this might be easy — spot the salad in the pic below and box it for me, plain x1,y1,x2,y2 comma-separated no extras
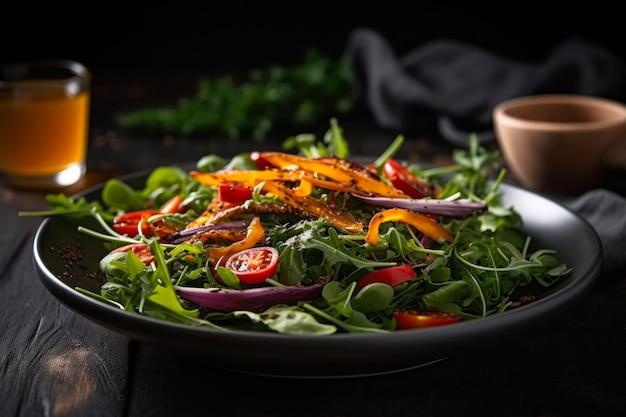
22,119,572,335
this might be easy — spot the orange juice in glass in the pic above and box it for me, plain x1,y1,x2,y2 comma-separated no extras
0,60,90,189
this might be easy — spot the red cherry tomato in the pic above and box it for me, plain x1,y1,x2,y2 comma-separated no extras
218,183,254,205
250,151,274,170
355,264,417,292
383,159,437,199
110,243,155,265
224,246,279,285
393,309,462,330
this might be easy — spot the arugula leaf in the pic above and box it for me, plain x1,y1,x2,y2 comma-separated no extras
276,225,395,285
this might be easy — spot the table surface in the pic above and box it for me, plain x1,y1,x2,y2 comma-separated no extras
2,70,626,417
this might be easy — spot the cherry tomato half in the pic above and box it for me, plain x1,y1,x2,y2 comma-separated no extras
110,243,155,265
383,159,437,199
224,246,279,285
355,264,417,292
393,309,462,330
219,183,254,205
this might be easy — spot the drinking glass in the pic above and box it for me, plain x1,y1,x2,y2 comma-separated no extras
0,60,91,189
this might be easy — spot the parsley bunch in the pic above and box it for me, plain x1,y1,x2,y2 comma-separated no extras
115,49,355,141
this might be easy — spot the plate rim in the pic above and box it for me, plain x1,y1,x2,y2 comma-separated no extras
32,169,603,377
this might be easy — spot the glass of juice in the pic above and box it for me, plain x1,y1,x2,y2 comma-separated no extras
0,60,91,189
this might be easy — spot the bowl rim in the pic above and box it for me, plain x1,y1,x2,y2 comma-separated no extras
493,94,626,131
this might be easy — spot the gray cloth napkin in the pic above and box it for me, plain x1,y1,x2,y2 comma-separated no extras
567,189,626,273
347,27,626,146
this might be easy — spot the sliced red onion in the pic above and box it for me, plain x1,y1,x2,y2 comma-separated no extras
352,194,486,219
166,219,250,243
175,283,324,313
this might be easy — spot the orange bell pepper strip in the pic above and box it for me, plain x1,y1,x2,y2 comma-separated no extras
207,216,265,261
190,169,300,188
365,208,453,246
293,178,314,197
191,168,317,199
261,181,364,233
301,176,377,195
259,152,410,198
191,168,367,197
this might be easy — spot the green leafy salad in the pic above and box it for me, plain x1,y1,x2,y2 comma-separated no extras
22,120,572,335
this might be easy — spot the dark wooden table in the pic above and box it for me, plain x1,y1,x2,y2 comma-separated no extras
2,70,626,417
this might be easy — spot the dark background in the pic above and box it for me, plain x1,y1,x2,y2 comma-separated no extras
3,6,625,73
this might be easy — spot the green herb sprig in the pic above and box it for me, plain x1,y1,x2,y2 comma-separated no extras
115,49,355,141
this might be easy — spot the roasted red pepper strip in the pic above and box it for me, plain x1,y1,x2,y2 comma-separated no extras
112,195,185,237
383,159,440,198
259,152,410,198
218,183,254,205
112,210,161,236
250,151,274,170
365,208,453,245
